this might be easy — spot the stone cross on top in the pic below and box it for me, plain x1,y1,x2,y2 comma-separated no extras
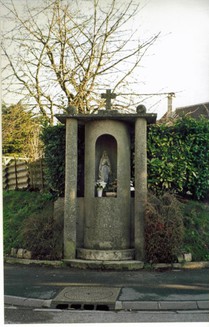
101,89,116,110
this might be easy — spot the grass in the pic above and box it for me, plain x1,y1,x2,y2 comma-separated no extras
3,190,62,258
3,190,209,262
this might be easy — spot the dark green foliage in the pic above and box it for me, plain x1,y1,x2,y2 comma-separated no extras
147,117,209,200
181,200,209,261
41,125,66,196
41,124,85,197
145,192,184,263
41,117,209,200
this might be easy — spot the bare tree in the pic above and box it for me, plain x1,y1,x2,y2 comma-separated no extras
1,0,159,124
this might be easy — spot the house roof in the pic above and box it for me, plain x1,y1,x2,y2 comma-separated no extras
175,102,209,119
159,102,209,122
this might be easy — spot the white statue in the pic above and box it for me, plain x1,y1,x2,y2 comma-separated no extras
99,151,111,183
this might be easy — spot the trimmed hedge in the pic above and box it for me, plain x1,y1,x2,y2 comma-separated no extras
41,117,209,200
147,117,209,200
41,124,85,197
41,125,66,196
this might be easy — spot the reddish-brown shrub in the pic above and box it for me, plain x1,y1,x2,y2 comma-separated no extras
145,192,184,263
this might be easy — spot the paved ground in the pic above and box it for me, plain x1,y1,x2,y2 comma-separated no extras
4,306,209,323
4,262,209,323
4,262,209,303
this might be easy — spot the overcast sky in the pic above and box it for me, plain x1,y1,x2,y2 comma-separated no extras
135,0,209,117
1,0,209,118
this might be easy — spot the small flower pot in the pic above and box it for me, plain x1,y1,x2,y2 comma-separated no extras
97,188,103,197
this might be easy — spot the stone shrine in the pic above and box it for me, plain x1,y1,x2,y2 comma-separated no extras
56,90,157,269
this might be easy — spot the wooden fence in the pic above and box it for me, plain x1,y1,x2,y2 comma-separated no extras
3,157,47,191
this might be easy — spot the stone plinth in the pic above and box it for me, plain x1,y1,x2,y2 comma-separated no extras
77,248,135,261
64,259,144,270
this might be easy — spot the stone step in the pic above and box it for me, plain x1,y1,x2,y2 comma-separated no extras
63,259,144,270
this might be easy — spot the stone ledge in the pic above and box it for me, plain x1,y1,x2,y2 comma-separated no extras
4,257,64,267
64,259,144,270
4,295,52,308
5,295,209,311
159,301,198,310
116,301,159,311
56,112,157,124
116,301,209,311
152,261,209,270
4,257,209,270
77,248,135,261
197,301,209,309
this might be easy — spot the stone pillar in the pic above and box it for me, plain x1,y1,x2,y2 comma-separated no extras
64,118,78,259
134,118,147,261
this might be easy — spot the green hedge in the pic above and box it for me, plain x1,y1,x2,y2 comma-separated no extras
147,117,209,199
41,117,209,200
41,124,84,197
41,125,66,196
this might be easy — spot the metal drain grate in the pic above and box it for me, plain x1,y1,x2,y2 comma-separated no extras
56,303,110,311
51,286,121,311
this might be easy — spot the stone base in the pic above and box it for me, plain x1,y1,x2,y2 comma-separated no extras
63,259,144,270
77,248,135,261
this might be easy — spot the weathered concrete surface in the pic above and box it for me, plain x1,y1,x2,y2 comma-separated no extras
64,118,78,259
84,120,131,250
77,248,134,261
84,198,131,250
64,259,144,270
134,118,147,261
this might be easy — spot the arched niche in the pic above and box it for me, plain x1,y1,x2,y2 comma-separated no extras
95,134,117,194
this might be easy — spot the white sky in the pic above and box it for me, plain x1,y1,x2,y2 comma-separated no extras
1,0,209,118
135,0,209,117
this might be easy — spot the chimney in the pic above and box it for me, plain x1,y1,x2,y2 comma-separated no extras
167,92,175,116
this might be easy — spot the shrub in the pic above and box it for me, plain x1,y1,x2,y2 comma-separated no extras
145,192,184,263
21,204,63,260
181,200,209,261
41,124,84,197
41,117,209,200
41,125,66,196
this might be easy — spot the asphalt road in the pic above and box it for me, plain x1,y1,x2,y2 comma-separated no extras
4,263,209,301
4,263,209,323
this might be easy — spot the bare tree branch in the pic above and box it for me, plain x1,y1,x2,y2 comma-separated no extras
1,0,159,124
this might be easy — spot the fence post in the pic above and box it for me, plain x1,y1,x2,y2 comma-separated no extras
4,166,9,190
14,159,18,189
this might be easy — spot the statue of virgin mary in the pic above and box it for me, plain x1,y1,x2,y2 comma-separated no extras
98,151,112,183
